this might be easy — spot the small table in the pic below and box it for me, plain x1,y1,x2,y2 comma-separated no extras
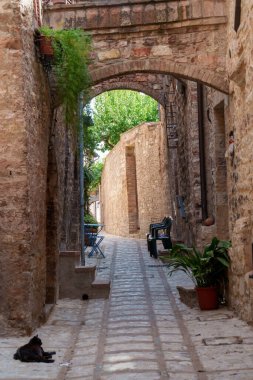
84,223,105,258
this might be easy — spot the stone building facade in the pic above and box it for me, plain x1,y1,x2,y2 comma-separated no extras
0,0,80,334
0,0,253,333
225,1,253,321
164,79,229,248
100,122,171,238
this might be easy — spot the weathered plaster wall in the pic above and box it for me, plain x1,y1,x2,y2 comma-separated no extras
226,1,253,321
101,122,171,238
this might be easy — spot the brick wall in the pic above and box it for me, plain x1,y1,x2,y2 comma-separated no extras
100,122,171,238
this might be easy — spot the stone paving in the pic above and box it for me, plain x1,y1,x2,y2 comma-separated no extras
1,235,253,379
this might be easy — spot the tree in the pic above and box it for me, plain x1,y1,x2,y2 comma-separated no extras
82,90,159,213
92,90,159,151
89,162,104,191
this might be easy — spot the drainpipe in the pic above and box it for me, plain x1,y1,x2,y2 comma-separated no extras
197,83,208,220
79,92,85,266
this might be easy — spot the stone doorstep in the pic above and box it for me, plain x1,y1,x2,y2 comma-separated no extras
59,250,110,299
43,303,54,320
60,250,80,257
90,279,111,299
92,279,111,289
75,265,96,273
158,249,170,256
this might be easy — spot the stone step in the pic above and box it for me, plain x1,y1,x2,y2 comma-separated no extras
91,279,111,299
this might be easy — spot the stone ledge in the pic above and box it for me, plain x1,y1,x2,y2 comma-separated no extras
75,265,96,273
92,279,111,288
177,286,198,308
90,279,111,299
59,252,96,299
60,250,80,257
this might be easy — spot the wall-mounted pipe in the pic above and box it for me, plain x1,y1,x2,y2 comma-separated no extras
79,93,85,265
197,83,208,220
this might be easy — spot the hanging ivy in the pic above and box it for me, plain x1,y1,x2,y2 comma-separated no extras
39,26,91,125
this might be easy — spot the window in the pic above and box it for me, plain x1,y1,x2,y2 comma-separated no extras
234,0,241,32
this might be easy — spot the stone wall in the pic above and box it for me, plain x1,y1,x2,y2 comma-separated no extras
91,73,170,107
226,1,253,321
45,0,228,92
100,122,171,238
0,0,80,334
164,78,229,248
0,0,51,333
45,107,79,304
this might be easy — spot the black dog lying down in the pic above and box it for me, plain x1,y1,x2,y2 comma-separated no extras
14,335,56,363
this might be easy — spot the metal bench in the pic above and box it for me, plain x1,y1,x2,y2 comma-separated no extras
147,217,173,259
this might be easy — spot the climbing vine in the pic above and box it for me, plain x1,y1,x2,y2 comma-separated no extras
39,26,91,125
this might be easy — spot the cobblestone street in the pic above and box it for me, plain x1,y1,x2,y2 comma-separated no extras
1,235,253,380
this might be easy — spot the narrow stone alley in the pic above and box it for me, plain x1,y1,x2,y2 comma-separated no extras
1,235,253,380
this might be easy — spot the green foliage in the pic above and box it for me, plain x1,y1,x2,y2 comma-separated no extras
92,90,159,151
39,26,91,125
83,164,93,213
84,213,98,224
82,104,103,210
164,237,231,288
83,104,97,159
89,162,104,191
83,162,103,212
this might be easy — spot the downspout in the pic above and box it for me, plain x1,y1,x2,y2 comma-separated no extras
197,83,208,220
79,93,85,265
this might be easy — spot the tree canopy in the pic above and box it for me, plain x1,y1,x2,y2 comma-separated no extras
82,90,159,212
91,90,159,151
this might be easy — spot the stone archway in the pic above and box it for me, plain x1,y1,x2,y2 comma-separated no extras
45,0,228,93
90,72,173,107
90,59,228,94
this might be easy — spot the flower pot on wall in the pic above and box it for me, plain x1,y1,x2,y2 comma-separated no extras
52,0,66,4
196,287,219,310
39,36,54,56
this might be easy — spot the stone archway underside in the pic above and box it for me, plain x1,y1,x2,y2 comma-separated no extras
44,0,228,93
90,73,171,106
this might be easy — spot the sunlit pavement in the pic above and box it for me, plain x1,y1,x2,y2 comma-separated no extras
1,235,253,380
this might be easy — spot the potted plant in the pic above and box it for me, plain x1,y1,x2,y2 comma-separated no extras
164,237,231,310
38,26,91,124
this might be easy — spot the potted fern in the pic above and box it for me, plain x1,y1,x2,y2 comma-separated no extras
38,26,91,124
164,237,231,310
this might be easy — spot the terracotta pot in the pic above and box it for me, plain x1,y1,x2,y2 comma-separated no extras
203,216,215,226
196,286,219,310
39,36,54,56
